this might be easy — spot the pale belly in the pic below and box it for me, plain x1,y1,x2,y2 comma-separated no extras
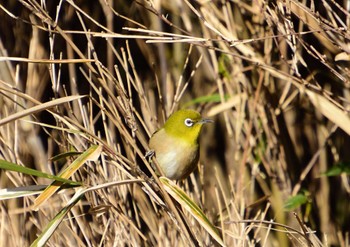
156,144,199,179
150,129,199,180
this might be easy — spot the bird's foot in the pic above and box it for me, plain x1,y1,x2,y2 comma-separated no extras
144,150,155,162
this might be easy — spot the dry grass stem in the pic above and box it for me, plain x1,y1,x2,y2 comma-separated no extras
0,0,349,246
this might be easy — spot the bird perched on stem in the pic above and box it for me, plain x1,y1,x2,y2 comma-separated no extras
147,109,213,180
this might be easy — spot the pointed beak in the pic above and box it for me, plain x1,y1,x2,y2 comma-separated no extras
199,118,214,124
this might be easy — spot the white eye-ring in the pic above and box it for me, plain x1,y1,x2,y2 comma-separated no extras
184,118,194,127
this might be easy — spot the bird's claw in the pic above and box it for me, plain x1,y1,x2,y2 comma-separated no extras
145,150,155,161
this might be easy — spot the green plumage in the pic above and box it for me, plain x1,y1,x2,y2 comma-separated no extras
148,109,212,180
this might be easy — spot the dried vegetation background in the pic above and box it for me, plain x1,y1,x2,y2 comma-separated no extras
0,0,349,246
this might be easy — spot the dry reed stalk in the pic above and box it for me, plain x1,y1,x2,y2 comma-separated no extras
0,0,349,246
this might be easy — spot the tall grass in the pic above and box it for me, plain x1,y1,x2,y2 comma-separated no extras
0,0,349,246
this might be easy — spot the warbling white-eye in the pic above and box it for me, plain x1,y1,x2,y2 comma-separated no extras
148,109,213,180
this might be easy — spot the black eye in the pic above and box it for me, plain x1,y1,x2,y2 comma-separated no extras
184,118,194,127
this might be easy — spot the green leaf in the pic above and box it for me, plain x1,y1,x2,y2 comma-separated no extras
182,94,229,108
30,188,86,247
30,179,142,247
0,159,81,186
218,54,231,78
49,151,82,162
323,163,350,177
160,177,225,247
182,95,220,107
33,145,102,210
284,193,309,211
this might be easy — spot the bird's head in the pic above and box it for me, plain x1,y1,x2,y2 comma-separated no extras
163,109,213,145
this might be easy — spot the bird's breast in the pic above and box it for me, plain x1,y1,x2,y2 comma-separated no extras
149,129,199,180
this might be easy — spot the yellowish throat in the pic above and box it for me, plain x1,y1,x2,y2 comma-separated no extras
148,109,212,180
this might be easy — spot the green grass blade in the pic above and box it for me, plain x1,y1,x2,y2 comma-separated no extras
33,145,102,210
160,177,225,247
49,151,82,162
182,94,227,108
30,188,86,247
323,162,350,176
30,179,143,247
284,193,309,211
0,159,81,186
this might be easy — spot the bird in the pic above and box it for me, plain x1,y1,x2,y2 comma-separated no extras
147,109,213,180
